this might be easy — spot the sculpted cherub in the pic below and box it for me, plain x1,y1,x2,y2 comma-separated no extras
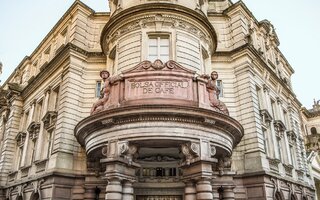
201,71,229,115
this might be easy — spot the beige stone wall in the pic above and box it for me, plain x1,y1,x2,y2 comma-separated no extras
0,0,315,199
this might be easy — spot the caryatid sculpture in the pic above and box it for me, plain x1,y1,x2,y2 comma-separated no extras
202,71,229,115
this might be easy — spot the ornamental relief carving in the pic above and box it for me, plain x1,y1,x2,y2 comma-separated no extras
105,13,212,53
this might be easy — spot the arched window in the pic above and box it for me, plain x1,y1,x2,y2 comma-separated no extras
275,192,283,200
30,192,40,200
290,194,298,200
15,195,23,200
311,127,317,135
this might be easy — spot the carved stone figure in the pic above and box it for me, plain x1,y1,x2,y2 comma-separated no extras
91,70,110,115
202,71,229,115
109,0,122,13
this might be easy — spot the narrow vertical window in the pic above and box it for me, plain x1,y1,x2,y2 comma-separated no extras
96,81,102,98
47,130,55,158
256,86,264,109
277,137,282,162
216,80,223,98
148,36,169,62
262,128,269,156
283,110,289,129
271,99,276,119
52,86,60,111
36,100,43,122
290,144,296,167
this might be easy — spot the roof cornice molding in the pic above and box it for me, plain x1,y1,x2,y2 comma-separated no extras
215,44,301,107
21,43,104,98
3,0,97,88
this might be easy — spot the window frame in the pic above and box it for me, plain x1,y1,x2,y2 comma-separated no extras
147,33,171,62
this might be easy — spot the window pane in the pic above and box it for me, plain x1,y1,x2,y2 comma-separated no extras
160,46,169,55
160,38,169,45
148,55,158,62
149,46,158,55
149,38,157,46
160,55,169,62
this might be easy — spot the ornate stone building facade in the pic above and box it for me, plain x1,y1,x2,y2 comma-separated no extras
0,0,315,199
301,100,320,199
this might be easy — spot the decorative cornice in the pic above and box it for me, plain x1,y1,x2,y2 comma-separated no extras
42,111,58,131
260,109,273,122
274,120,286,132
21,43,104,98
75,104,244,150
15,131,27,147
27,121,41,140
215,44,299,106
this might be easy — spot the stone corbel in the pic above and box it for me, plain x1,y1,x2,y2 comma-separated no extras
118,141,138,165
181,142,200,165
6,187,13,200
31,179,44,200
6,83,22,102
17,183,27,199
216,157,231,176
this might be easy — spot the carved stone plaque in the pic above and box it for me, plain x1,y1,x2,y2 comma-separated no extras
126,78,192,101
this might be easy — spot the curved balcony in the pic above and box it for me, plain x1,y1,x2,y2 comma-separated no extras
74,60,243,166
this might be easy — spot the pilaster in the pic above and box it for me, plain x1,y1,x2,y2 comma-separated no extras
0,87,23,185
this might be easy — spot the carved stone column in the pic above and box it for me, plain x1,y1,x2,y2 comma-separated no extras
184,181,196,200
105,178,122,200
101,140,139,200
122,181,134,200
222,186,235,200
196,179,213,200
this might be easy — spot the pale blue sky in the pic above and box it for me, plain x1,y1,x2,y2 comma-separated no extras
0,0,319,108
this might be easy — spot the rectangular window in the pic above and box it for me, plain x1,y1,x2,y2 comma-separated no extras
148,36,169,62
17,146,23,169
271,99,276,119
283,110,289,129
23,111,29,131
256,86,264,109
290,145,296,167
52,86,60,111
277,137,282,162
96,81,102,98
262,128,269,156
217,80,223,98
47,130,54,158
36,100,43,122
